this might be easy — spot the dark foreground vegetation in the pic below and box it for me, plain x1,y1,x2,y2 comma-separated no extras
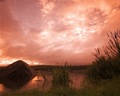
1,31,120,96
86,31,120,83
2,76,120,96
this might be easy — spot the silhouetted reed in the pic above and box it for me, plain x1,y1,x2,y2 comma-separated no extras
52,62,71,87
86,31,120,83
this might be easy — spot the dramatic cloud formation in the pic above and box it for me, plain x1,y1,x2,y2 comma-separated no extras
0,0,120,65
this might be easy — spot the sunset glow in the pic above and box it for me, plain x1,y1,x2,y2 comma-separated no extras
0,0,120,65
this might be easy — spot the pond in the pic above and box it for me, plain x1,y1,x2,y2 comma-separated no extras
0,71,85,93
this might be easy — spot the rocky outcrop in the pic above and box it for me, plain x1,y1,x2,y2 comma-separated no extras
0,60,35,89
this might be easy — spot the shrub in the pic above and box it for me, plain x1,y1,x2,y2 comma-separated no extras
52,63,71,87
86,31,120,83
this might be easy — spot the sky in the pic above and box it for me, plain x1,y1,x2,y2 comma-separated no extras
0,0,120,65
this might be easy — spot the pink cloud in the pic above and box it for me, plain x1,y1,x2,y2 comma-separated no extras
0,0,120,65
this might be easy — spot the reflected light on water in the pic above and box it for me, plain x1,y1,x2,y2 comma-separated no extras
32,76,44,82
22,76,45,90
0,84,5,93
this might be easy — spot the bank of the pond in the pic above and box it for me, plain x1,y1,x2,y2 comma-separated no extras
2,75,120,96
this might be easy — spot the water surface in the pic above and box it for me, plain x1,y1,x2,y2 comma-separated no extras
0,71,85,93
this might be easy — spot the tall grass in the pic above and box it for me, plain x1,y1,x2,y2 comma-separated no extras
86,31,120,83
52,63,71,87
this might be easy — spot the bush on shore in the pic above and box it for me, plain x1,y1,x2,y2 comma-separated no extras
86,31,120,83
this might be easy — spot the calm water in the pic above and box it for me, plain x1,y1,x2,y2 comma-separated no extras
0,71,85,93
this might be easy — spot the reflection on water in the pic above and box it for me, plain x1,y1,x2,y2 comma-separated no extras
70,72,85,89
0,71,85,93
0,84,5,93
23,73,52,91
